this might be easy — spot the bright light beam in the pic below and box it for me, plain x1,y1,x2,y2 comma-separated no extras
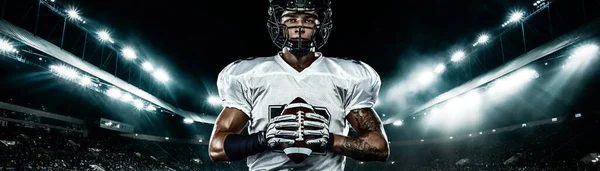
120,93,133,102
121,47,137,60
418,71,436,85
79,76,92,86
152,69,170,83
451,50,465,62
563,44,598,69
50,65,78,80
473,34,490,46
146,105,157,111
393,120,403,126
142,61,154,71
66,8,84,23
0,38,18,53
509,11,524,22
434,63,446,74
97,30,114,43
106,87,122,99
133,99,144,109
502,11,525,27
208,96,222,105
571,44,598,59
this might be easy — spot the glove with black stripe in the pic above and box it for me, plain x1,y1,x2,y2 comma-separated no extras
263,114,300,148
303,112,333,149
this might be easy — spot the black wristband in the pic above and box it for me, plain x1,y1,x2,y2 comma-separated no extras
223,132,269,161
326,133,335,150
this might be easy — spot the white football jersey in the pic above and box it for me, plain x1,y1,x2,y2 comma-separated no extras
217,52,381,171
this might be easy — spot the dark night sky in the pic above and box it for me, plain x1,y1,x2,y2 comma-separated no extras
59,0,535,113
2,0,600,139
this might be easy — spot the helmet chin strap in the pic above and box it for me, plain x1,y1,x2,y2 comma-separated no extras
288,46,311,57
285,26,314,57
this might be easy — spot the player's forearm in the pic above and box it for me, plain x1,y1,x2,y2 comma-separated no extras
331,132,389,162
209,131,268,162
208,132,232,162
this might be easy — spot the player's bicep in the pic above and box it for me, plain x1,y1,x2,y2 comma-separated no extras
214,107,250,134
346,108,384,135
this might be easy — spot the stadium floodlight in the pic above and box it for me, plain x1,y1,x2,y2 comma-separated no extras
67,10,78,18
142,61,154,71
451,50,465,62
418,71,435,84
392,120,403,126
106,87,122,99
533,0,547,8
502,11,525,27
50,65,78,79
79,76,92,86
489,68,538,92
97,30,114,43
473,34,490,46
66,8,84,23
0,38,18,53
121,47,137,60
208,96,222,105
563,44,598,69
183,118,194,124
146,105,157,111
133,99,144,109
120,93,133,102
513,69,539,81
509,11,524,22
152,69,170,83
571,44,598,59
434,63,446,74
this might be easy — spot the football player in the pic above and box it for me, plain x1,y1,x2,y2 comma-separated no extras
208,0,389,170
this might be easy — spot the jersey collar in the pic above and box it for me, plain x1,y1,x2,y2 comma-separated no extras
274,52,325,79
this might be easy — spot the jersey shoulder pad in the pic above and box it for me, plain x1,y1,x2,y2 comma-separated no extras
323,56,378,79
232,56,262,64
220,56,273,76
328,56,361,64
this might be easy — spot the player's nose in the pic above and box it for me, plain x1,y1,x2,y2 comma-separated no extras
294,28,306,34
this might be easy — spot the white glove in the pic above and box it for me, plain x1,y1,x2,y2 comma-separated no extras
303,113,331,148
265,114,300,148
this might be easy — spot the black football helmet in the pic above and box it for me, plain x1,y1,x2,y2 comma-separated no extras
267,0,333,57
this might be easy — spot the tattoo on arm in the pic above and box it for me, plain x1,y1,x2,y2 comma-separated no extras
350,109,381,132
338,108,388,161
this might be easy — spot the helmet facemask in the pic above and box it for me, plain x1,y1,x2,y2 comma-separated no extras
267,0,332,57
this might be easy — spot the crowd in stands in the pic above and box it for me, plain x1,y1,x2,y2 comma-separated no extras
1,116,599,170
348,117,600,171
0,126,246,171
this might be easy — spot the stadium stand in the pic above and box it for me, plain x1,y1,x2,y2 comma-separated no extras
1,105,598,170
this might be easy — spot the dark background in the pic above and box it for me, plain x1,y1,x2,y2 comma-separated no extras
0,0,599,140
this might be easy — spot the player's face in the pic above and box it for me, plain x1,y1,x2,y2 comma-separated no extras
280,11,319,42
